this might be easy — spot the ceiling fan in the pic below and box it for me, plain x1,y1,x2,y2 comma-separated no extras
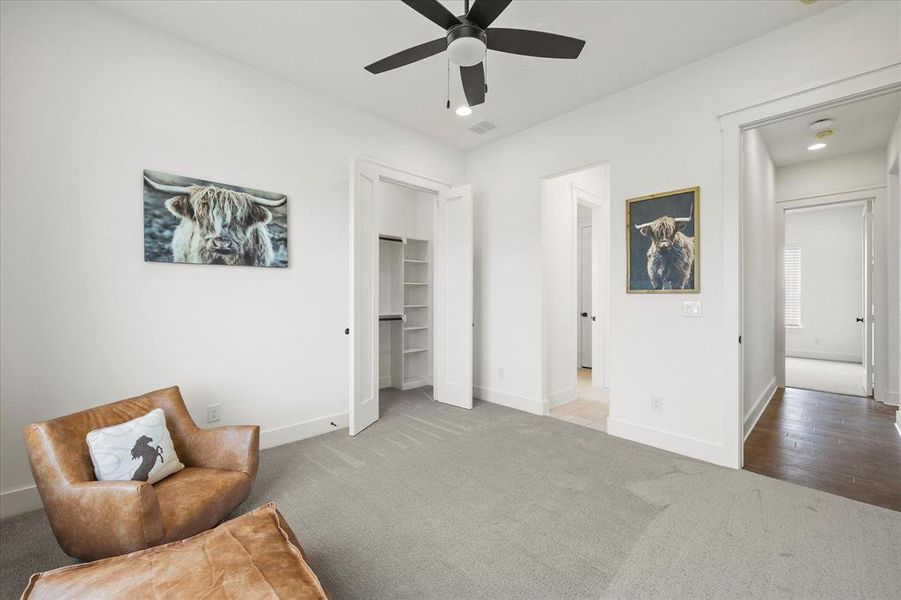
364,0,586,108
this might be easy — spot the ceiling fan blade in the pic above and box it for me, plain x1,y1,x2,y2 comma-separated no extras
460,62,486,106
466,0,512,29
365,38,447,74
401,0,461,30
487,28,585,59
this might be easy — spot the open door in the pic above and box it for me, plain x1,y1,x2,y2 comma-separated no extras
862,201,874,397
433,185,473,409
349,160,379,435
578,220,592,369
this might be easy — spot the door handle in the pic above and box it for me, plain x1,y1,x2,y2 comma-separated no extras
856,317,864,323
592,316,597,322
581,312,588,317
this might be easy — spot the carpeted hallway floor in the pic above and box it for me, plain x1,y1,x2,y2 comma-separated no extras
2,387,899,599
785,357,869,397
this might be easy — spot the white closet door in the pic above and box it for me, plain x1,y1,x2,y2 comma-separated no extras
434,185,473,409
578,222,593,368
349,161,379,434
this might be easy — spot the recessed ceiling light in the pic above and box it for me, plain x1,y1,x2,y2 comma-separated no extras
455,105,472,117
808,142,827,151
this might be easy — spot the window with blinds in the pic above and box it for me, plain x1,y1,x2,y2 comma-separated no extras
784,246,802,328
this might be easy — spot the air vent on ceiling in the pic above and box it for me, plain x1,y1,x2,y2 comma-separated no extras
469,121,497,135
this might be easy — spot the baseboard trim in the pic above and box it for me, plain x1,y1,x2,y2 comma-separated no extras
606,417,732,467
473,385,545,415
785,351,862,363
547,387,578,409
0,485,42,520
743,378,778,441
883,390,899,407
0,412,351,520
260,412,348,450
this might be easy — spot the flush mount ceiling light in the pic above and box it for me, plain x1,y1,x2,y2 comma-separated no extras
808,142,827,151
455,105,473,117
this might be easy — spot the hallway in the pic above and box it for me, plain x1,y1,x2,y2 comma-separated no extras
744,387,900,511
548,368,609,432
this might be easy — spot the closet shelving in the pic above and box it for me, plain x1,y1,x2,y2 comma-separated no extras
379,236,431,391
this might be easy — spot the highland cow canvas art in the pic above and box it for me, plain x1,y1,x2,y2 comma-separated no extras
143,170,288,268
626,187,699,293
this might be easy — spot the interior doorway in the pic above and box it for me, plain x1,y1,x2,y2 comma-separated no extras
738,89,901,511
540,164,611,432
780,200,873,397
349,159,473,436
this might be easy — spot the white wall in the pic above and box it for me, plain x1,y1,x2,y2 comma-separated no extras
741,130,776,436
467,1,900,464
540,165,609,409
0,1,464,517
377,185,435,242
784,205,865,362
885,110,901,410
776,149,887,201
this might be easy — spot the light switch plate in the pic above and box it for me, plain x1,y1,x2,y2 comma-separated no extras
207,404,221,423
683,301,702,317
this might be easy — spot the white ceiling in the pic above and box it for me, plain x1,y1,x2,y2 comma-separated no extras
759,90,901,167
96,0,840,150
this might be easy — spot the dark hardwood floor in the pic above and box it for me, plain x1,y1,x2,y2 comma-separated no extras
744,386,901,512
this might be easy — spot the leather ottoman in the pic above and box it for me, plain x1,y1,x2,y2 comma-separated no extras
22,503,327,599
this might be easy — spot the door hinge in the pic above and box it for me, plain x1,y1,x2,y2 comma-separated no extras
738,334,742,344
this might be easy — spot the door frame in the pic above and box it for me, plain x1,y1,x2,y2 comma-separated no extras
775,192,882,398
538,167,611,412
719,60,900,468
349,157,451,435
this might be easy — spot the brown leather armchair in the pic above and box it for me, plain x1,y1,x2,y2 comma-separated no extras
22,386,260,561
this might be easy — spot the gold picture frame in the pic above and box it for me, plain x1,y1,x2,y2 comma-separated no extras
626,186,700,293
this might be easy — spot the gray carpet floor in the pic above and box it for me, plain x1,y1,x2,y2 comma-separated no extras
2,387,899,599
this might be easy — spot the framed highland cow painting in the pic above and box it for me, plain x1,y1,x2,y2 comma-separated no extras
626,187,699,293
143,169,288,268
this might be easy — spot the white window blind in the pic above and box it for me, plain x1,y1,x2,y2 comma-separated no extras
784,246,802,328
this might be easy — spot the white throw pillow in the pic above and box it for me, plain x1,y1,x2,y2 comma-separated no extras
86,408,184,484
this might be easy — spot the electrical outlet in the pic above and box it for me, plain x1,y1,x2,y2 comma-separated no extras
497,367,504,379
207,404,221,423
651,396,663,412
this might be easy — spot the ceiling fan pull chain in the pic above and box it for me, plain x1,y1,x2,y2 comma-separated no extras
446,56,450,109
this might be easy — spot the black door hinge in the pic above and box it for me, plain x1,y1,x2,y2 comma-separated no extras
738,335,742,344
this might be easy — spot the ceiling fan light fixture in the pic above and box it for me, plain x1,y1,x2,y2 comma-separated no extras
455,105,473,117
447,34,486,67
808,142,827,151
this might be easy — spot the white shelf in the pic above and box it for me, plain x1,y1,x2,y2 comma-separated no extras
404,304,428,308
403,347,428,354
404,259,428,264
404,281,427,286
379,312,404,320
404,326,428,331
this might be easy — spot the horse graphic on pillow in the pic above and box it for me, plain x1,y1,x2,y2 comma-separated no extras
130,435,164,481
